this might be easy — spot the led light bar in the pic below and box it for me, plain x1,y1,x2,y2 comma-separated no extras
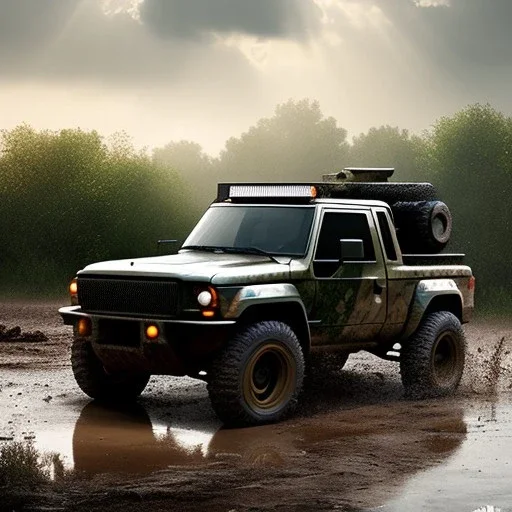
229,185,316,198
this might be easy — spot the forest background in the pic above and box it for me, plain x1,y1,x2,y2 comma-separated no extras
1,100,507,312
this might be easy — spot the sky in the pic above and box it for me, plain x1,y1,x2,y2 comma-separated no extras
1,0,511,155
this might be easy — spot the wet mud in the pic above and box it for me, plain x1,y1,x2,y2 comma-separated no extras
1,301,512,511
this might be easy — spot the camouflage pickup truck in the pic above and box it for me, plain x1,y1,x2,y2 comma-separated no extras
59,169,475,426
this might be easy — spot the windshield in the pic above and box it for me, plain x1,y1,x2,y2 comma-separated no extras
182,205,315,257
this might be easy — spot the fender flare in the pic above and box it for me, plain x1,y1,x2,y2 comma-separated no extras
221,283,311,354
400,279,463,340
222,283,307,319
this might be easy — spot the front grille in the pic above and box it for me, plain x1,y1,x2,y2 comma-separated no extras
77,276,180,317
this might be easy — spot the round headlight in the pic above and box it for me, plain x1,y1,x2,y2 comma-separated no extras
197,290,212,307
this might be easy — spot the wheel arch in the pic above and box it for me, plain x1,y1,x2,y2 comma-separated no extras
237,302,311,357
401,279,463,340
423,294,463,321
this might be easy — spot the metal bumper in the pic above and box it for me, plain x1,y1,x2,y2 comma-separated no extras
58,306,236,375
58,305,236,326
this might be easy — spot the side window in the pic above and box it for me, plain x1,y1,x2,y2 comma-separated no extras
376,211,398,261
314,212,376,277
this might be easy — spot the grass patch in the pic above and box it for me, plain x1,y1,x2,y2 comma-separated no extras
0,441,65,509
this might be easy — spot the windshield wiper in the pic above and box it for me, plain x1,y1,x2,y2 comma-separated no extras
180,245,221,252
220,246,281,263
181,245,281,263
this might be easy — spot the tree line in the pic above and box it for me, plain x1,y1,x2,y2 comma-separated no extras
1,101,509,310
0,127,194,295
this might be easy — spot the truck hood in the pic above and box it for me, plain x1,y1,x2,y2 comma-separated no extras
78,250,291,284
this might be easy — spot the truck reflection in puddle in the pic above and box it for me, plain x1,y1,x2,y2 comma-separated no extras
72,399,467,487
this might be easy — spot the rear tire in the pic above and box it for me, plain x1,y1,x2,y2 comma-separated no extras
207,321,305,426
400,312,466,399
71,338,150,402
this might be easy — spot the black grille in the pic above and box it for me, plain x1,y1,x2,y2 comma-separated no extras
77,277,180,317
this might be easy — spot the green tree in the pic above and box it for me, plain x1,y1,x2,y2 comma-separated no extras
425,103,512,308
0,126,193,295
218,99,350,182
153,140,215,208
349,126,426,181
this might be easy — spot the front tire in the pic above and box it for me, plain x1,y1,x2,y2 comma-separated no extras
400,312,466,398
71,338,150,402
207,321,305,426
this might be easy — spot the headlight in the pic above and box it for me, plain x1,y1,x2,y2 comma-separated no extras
197,290,213,307
196,286,219,318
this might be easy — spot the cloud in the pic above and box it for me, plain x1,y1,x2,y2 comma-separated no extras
376,0,512,71
138,0,321,41
0,0,80,68
0,0,80,45
0,0,323,88
1,0,511,87
0,0,260,88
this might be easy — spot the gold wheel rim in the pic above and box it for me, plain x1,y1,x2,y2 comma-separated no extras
243,342,296,413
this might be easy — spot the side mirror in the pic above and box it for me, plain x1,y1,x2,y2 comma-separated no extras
340,239,364,262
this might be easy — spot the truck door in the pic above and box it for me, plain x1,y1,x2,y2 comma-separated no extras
311,208,387,344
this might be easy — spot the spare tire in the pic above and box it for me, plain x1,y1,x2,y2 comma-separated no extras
317,182,438,204
393,201,452,253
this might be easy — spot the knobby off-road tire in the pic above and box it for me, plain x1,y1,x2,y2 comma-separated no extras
393,201,452,253
71,338,150,402
400,312,466,399
207,321,305,427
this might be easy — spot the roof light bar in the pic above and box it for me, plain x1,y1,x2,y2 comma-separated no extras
229,185,316,198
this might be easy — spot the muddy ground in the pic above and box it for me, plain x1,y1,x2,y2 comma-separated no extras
1,301,512,512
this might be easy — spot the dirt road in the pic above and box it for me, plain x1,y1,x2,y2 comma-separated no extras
1,300,512,511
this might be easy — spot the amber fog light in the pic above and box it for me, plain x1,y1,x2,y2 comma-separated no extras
146,324,159,340
77,318,91,337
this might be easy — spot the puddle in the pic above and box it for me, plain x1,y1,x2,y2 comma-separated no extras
2,366,512,511
19,398,465,478
72,402,218,474
5,395,511,510
381,400,512,512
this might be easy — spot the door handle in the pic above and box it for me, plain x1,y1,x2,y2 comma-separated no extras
373,279,385,295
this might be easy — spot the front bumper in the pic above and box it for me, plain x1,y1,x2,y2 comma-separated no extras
59,306,236,375
59,305,236,327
